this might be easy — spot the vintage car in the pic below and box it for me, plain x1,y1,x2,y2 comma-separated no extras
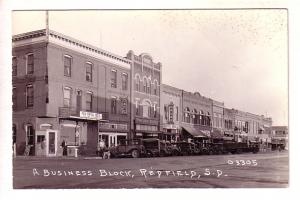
208,141,260,155
175,141,200,156
109,139,145,158
141,138,173,157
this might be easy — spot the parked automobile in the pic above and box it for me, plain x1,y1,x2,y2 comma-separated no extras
175,141,200,156
208,141,260,155
109,139,145,158
142,138,172,157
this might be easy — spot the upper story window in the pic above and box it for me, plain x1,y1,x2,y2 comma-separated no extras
111,97,117,114
85,62,93,82
111,69,117,88
26,53,34,75
12,124,16,144
142,101,151,118
147,79,151,94
86,92,93,111
193,109,198,124
12,57,17,76
207,112,211,126
12,86,17,110
168,103,174,123
63,87,72,107
120,98,128,114
122,73,128,90
64,55,72,77
26,85,34,108
143,77,147,93
184,107,191,123
135,76,140,91
25,124,34,146
153,80,158,95
200,110,205,125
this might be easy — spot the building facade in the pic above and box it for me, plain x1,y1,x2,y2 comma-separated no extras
12,29,131,156
12,29,278,157
212,100,224,133
181,91,212,140
271,126,288,150
126,51,162,139
160,84,182,142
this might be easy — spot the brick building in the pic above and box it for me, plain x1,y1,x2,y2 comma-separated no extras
12,29,131,156
271,126,288,150
212,100,224,134
181,91,212,140
160,84,182,142
126,51,162,139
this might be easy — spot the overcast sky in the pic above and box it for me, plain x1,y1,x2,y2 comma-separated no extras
12,10,288,126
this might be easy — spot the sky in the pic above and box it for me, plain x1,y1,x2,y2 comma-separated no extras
12,10,288,126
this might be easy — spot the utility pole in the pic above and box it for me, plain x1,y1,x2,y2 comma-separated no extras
45,10,49,38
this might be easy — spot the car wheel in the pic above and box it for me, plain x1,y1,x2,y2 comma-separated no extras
131,149,139,158
159,150,166,157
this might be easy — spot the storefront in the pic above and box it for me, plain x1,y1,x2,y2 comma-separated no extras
98,122,129,147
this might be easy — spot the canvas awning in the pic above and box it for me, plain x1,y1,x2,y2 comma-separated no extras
181,126,208,138
210,129,223,139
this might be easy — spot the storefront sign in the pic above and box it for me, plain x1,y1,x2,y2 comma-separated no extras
80,111,102,120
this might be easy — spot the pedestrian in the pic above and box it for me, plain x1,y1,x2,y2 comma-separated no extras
62,140,67,156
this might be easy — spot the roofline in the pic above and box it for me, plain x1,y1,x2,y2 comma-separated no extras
12,29,131,65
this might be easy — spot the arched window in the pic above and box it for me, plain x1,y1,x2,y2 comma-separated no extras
135,74,140,91
147,78,151,94
184,107,191,123
193,109,198,124
200,110,205,125
143,77,147,93
207,112,211,126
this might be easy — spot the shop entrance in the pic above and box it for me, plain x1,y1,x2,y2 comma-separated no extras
35,130,57,156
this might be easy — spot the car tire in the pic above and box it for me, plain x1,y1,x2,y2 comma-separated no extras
131,149,139,158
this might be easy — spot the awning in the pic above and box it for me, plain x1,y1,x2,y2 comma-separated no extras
224,131,234,137
223,136,234,141
181,126,208,138
211,129,223,139
259,126,265,131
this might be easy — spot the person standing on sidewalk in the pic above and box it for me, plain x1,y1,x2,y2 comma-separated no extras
62,140,67,156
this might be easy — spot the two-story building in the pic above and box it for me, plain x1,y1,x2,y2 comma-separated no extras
12,29,131,156
160,84,182,142
181,91,212,141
